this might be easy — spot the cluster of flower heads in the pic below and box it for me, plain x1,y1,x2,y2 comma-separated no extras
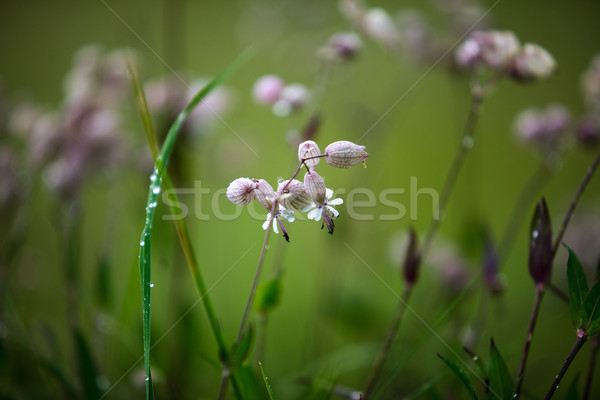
455,30,556,81
252,75,312,118
226,140,369,241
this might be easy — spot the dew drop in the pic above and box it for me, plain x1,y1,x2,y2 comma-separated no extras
150,174,157,183
152,186,161,195
145,376,150,382
265,245,270,250
462,136,474,149
140,240,145,246
149,282,154,288
532,230,539,239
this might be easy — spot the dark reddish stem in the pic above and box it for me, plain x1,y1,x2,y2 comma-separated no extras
544,334,587,400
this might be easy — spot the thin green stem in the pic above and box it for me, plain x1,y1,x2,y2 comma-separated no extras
544,335,588,400
363,286,413,399
514,284,545,399
421,87,484,259
551,149,600,259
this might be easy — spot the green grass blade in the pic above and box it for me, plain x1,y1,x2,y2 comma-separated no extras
259,362,275,400
488,339,513,400
133,50,252,400
437,354,478,400
582,280,600,336
564,244,589,329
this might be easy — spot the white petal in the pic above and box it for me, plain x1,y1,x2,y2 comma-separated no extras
262,219,270,230
307,207,321,221
325,188,333,199
272,218,279,234
328,198,343,206
301,203,316,213
327,205,339,217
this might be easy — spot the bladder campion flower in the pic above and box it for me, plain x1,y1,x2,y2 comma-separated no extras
298,140,321,170
324,140,369,168
303,188,343,234
226,177,257,206
277,179,311,210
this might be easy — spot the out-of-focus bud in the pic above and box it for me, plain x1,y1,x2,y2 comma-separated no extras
576,114,600,146
581,54,600,112
304,170,327,205
429,241,472,293
322,32,363,61
324,140,369,168
226,177,257,206
254,179,276,211
272,83,310,117
483,236,505,294
252,75,285,105
510,43,557,82
396,11,434,62
277,179,311,210
514,104,571,152
298,140,321,170
455,30,520,71
361,8,400,48
338,0,367,24
403,227,421,288
528,197,553,288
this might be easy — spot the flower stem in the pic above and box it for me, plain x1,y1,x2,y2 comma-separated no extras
363,286,413,399
583,333,599,400
514,284,545,399
551,149,600,259
544,334,588,400
421,86,484,259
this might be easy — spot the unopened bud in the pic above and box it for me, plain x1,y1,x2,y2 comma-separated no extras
252,75,285,105
226,177,257,206
403,227,421,287
362,8,400,48
455,30,520,71
254,179,276,211
324,140,369,168
510,43,557,82
277,179,311,210
576,114,600,146
528,197,553,287
298,140,321,170
304,170,327,205
325,32,362,61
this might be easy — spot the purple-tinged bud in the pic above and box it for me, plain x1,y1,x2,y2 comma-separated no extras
324,140,369,168
576,114,600,146
483,236,504,295
254,179,276,211
581,54,600,112
298,140,321,170
456,30,520,71
454,37,481,69
528,197,553,288
277,179,311,210
252,75,285,105
272,83,310,117
403,227,421,287
510,43,557,82
322,32,363,61
339,0,367,24
361,8,400,48
304,170,327,205
226,177,257,206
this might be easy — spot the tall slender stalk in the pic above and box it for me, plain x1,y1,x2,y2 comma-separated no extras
544,335,587,400
421,85,484,259
514,284,545,398
363,287,413,399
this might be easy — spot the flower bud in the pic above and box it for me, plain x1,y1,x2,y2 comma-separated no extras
304,170,327,205
528,197,553,287
510,43,557,82
454,37,481,69
455,30,520,71
362,8,400,48
252,75,285,105
576,114,600,146
581,54,600,112
226,177,257,206
298,140,321,170
253,179,276,211
324,140,369,168
403,227,421,287
277,179,311,210
323,32,362,61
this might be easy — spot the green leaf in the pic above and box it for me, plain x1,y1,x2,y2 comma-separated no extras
563,373,580,400
259,362,275,400
236,364,264,400
565,244,589,329
254,279,282,313
488,339,513,400
437,354,478,400
230,324,254,369
73,329,101,400
581,280,600,336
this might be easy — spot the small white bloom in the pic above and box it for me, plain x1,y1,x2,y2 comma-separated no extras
262,205,295,233
303,188,343,221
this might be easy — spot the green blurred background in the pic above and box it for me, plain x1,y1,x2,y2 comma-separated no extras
1,0,600,398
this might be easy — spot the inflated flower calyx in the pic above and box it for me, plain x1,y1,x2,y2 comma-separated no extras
226,177,257,206
510,43,557,82
304,170,327,205
324,140,369,168
528,197,553,287
254,179,276,211
277,179,311,210
298,140,321,170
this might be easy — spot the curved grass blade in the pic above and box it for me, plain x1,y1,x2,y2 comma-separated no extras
488,339,513,400
582,280,600,336
259,361,276,400
134,49,252,400
438,354,478,400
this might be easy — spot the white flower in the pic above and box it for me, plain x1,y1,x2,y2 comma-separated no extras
262,205,295,233
303,188,343,221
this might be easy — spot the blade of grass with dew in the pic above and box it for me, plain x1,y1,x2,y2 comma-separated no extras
130,50,252,400
259,362,275,400
437,354,478,400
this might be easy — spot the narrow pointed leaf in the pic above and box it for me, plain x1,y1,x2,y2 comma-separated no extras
437,354,478,400
230,324,254,369
582,280,600,336
488,339,513,400
259,362,276,400
463,347,489,390
564,244,589,329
